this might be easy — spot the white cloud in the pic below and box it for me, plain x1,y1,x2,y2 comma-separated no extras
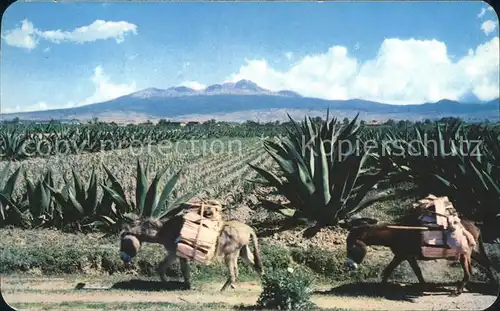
2,19,137,50
78,66,137,106
479,6,497,20
228,37,499,104
284,52,294,60
128,53,139,60
3,66,137,113
456,37,499,101
179,80,206,90
1,19,38,50
37,101,48,110
479,6,496,18
229,46,358,101
478,8,487,19
481,20,498,35
3,101,49,113
39,20,137,44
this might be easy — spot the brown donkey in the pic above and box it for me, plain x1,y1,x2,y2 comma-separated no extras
119,214,264,291
344,219,496,296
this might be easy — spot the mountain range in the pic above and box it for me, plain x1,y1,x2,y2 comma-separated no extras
2,79,499,123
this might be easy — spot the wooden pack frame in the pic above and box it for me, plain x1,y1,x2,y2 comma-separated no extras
412,195,463,259
413,195,456,229
176,200,224,264
421,246,459,259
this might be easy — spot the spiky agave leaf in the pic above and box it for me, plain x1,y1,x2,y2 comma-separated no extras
142,165,170,218
85,166,99,217
0,163,24,221
158,191,197,221
0,163,24,197
72,168,86,205
24,171,52,220
101,185,130,214
45,183,85,223
135,158,149,214
153,169,183,218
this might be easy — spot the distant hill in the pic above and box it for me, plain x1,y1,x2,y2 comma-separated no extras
2,80,498,123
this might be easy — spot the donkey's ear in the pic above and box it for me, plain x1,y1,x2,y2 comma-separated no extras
121,223,129,230
348,217,378,228
119,231,128,239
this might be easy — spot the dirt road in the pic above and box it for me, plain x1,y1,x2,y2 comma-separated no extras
1,275,497,310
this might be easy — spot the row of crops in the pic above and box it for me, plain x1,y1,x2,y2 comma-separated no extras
2,118,498,161
4,118,495,161
0,122,287,161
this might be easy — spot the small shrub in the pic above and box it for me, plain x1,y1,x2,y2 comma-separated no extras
260,242,292,271
291,246,382,282
257,266,315,310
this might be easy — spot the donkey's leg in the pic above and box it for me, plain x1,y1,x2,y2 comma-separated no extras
382,255,404,284
452,254,471,296
232,251,240,287
407,257,426,284
220,252,238,292
158,252,177,283
179,257,192,290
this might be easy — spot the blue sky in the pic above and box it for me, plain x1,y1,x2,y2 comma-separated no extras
1,1,499,112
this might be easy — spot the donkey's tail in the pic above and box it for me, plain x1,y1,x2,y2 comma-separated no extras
250,229,264,275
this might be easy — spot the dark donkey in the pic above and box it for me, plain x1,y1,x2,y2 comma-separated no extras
344,218,496,296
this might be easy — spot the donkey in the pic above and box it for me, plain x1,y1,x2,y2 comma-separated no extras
344,219,495,296
119,214,264,291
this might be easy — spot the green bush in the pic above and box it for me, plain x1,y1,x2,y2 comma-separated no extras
291,246,382,282
257,266,315,310
0,245,126,275
260,242,293,271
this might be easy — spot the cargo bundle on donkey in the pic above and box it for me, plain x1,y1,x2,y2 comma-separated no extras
176,199,225,264
415,195,477,260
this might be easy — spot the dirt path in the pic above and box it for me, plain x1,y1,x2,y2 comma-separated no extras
1,275,497,310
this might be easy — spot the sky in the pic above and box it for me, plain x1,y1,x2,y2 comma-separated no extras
0,1,499,113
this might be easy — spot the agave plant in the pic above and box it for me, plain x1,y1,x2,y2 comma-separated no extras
249,112,390,237
97,159,195,233
0,129,28,161
88,164,139,234
22,169,56,228
45,167,100,230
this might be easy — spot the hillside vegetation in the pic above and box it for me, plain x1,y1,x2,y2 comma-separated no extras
1,113,499,310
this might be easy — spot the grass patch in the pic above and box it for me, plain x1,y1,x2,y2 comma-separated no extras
9,301,351,311
12,302,348,311
290,246,384,283
9,302,234,311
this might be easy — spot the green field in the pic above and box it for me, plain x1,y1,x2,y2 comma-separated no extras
1,116,499,310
